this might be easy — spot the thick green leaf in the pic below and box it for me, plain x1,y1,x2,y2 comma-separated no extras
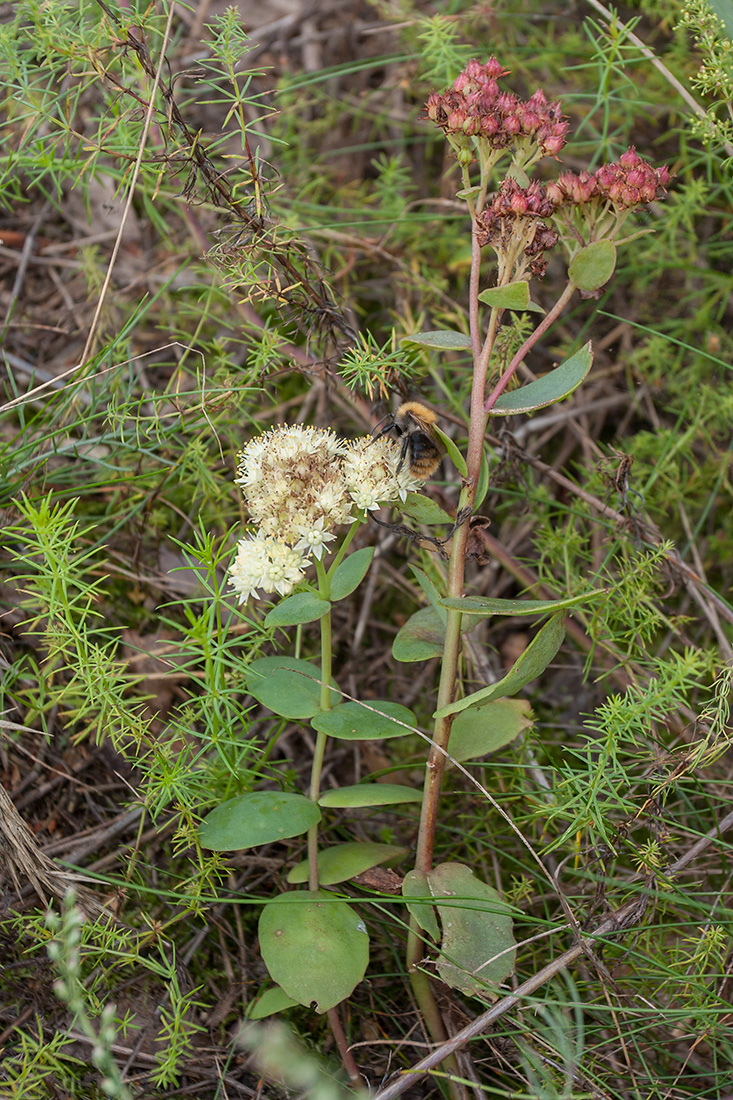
330,546,374,601
507,164,530,187
392,605,445,662
440,589,605,617
478,280,530,310
265,592,330,628
709,0,733,36
245,657,338,719
448,698,533,763
311,700,415,740
569,239,617,292
436,613,565,717
455,186,481,201
259,891,369,1012
246,985,298,1019
199,792,321,852
474,446,490,510
434,426,467,476
287,841,408,885
402,869,440,940
411,566,446,622
430,863,516,997
491,342,593,415
400,330,472,350
400,493,453,526
318,783,422,808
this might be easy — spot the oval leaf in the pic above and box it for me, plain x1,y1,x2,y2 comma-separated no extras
410,566,446,621
454,186,480,201
245,657,338,719
449,698,533,763
430,863,516,997
311,699,415,740
400,493,453,526
199,792,321,852
259,891,369,1012
434,427,467,476
569,239,617,291
265,592,331,628
474,446,491,511
318,783,422,808
393,605,445,663
400,330,472,350
491,342,593,416
246,985,299,1019
402,869,440,940
478,280,530,310
287,841,408,885
709,0,733,37
330,546,374,601
436,612,565,718
440,589,606,617
507,164,530,187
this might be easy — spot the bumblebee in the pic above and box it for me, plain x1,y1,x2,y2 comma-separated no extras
372,400,445,481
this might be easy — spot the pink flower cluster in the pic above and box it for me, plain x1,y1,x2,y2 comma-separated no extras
477,179,560,276
426,57,569,157
546,148,671,210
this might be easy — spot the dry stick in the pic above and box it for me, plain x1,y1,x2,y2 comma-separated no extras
372,808,733,1100
1,199,51,330
79,4,176,370
511,443,733,627
584,0,733,161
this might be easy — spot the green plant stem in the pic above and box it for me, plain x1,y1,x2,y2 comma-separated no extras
326,512,364,579
411,217,498,886
309,558,362,1087
307,557,333,892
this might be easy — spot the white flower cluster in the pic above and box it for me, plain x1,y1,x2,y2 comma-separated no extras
342,436,422,512
228,424,424,604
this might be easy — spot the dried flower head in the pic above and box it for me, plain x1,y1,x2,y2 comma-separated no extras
545,147,671,257
477,179,560,280
426,57,569,171
547,147,670,213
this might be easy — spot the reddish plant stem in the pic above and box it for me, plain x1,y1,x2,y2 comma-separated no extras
406,217,498,1100
414,279,578,876
412,217,499,879
484,280,576,412
407,226,578,1089
327,1006,361,1085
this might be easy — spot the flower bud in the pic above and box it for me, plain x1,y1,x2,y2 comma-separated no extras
485,57,506,80
619,146,641,168
510,190,529,214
